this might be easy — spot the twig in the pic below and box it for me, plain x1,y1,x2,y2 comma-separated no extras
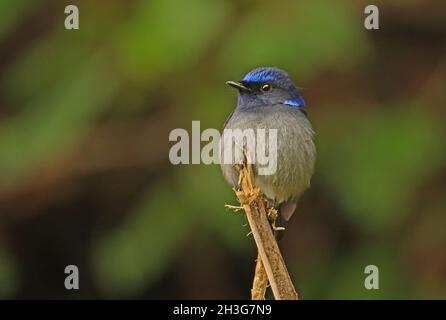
251,253,268,300
231,162,298,300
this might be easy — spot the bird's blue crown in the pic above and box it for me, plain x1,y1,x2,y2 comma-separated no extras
241,67,305,108
243,68,279,83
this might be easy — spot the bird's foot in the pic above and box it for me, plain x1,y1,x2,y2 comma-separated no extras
267,207,285,232
272,223,286,232
235,187,262,206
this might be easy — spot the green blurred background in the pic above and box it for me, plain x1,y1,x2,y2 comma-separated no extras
0,0,445,299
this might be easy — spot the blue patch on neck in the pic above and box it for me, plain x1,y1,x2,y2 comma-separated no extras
283,99,301,107
283,99,304,107
243,70,276,83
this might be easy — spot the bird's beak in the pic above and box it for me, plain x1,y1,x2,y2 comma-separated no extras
226,80,251,92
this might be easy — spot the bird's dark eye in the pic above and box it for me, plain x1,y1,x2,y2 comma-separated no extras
261,84,272,92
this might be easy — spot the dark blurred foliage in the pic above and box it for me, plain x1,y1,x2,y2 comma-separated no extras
0,0,445,299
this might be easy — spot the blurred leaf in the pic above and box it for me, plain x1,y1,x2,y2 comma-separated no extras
318,107,445,232
93,164,248,297
0,53,119,184
2,2,123,102
0,0,44,41
409,201,446,299
92,177,192,296
113,0,229,82
181,165,249,253
220,0,368,78
302,245,411,299
0,246,18,298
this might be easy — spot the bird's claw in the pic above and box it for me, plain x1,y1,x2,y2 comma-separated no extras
225,204,244,212
267,207,286,232
235,188,261,206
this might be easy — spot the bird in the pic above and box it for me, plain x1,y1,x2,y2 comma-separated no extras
220,67,316,224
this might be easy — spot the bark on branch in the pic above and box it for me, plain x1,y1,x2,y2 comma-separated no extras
228,162,298,300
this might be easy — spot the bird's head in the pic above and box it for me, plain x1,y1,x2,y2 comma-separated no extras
226,67,305,109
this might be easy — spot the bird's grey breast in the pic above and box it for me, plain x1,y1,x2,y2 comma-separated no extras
220,105,316,204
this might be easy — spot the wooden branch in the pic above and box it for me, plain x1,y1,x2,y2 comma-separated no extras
232,162,298,300
251,253,268,300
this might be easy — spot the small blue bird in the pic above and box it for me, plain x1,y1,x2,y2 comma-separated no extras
221,67,316,222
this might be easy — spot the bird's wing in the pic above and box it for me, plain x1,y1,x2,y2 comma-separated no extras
222,109,235,129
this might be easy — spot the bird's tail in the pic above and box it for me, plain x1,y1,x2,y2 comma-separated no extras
280,199,298,222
